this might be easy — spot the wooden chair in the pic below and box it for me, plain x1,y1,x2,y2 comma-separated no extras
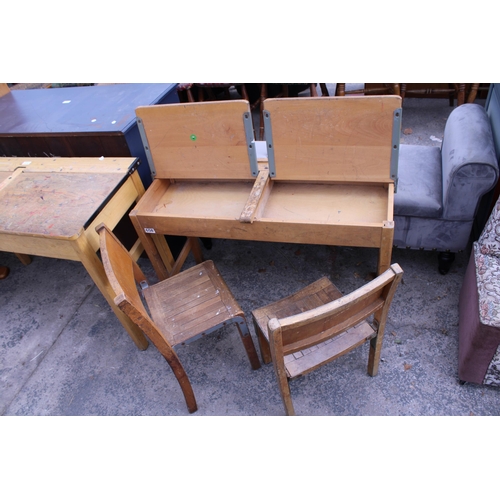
252,264,403,415
335,83,400,97
400,83,466,106
97,223,261,413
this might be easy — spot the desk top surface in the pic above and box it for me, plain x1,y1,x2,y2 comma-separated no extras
0,157,137,239
0,84,177,135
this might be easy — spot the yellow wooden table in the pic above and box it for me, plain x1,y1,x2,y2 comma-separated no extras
0,157,149,350
130,97,401,281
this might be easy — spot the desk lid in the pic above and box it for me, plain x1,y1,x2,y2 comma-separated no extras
136,100,257,181
264,96,401,184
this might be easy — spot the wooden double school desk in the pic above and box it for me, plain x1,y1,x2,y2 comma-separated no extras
0,157,149,350
130,96,401,281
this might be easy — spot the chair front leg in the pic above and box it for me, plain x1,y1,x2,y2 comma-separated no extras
234,317,261,370
269,332,296,416
252,319,272,364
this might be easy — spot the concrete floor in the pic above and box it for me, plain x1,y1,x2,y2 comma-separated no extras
1,90,499,417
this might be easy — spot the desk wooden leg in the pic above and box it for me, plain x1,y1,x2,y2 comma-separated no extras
130,214,171,280
73,232,149,351
378,221,394,275
16,253,32,265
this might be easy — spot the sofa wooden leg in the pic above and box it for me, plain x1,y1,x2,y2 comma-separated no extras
438,251,455,275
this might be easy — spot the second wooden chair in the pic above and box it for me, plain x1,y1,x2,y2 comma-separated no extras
252,264,403,415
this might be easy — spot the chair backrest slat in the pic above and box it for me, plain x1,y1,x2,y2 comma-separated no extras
271,264,403,355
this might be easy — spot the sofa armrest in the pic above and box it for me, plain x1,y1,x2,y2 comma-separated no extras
441,104,499,220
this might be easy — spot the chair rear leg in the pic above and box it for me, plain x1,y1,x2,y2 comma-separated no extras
234,317,261,370
368,334,383,377
368,316,388,376
270,348,296,416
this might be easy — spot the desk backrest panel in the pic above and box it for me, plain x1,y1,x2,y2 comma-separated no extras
264,96,401,183
136,100,254,180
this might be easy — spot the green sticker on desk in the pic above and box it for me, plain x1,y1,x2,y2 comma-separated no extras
190,134,197,141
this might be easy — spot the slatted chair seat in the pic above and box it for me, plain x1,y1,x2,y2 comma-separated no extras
143,260,250,346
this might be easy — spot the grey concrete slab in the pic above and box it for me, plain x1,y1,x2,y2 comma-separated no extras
0,251,94,414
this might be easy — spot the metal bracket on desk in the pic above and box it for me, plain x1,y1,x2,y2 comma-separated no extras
391,107,402,192
243,111,259,177
136,117,156,180
263,110,276,178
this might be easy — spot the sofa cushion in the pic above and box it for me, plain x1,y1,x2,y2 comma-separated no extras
477,196,500,257
474,242,500,327
394,144,443,218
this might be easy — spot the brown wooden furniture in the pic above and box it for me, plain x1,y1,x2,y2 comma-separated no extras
467,84,491,103
131,97,400,281
337,84,471,106
252,263,403,415
97,223,260,413
0,156,148,349
400,83,466,106
0,84,179,188
336,83,401,97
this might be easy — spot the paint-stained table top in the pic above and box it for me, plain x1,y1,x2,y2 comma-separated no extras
0,157,138,239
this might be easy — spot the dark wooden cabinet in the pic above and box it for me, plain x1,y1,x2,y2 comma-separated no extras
0,83,179,188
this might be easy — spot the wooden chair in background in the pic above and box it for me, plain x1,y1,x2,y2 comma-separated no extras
335,83,400,97
97,223,261,414
400,83,466,106
252,264,403,415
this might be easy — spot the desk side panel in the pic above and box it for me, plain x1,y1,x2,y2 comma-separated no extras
0,233,80,260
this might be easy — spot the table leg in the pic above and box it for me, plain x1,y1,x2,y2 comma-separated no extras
130,213,171,280
15,253,32,265
378,221,394,275
73,231,149,350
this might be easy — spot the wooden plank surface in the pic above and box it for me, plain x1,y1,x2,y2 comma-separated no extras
2,156,136,173
0,158,136,239
284,321,375,378
148,180,254,219
138,180,390,225
260,183,390,225
264,96,401,183
239,169,272,223
136,100,255,180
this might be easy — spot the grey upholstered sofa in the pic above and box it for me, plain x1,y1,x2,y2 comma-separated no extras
394,103,499,274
